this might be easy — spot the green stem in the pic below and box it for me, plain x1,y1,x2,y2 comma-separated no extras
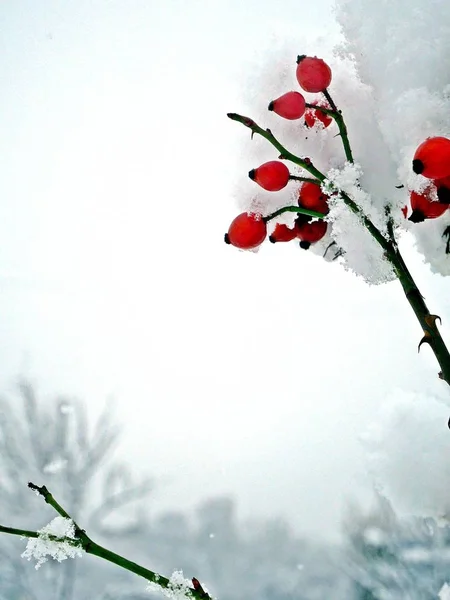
389,247,450,387
305,90,354,164
227,113,325,181
0,525,39,539
20,483,209,600
289,175,320,184
263,205,325,222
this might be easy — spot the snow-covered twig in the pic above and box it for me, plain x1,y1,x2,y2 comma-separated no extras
0,482,214,600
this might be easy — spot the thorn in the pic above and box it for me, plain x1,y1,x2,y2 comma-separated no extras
323,241,336,258
266,128,272,135
425,314,442,329
395,184,405,189
439,371,444,380
418,331,432,352
442,226,450,254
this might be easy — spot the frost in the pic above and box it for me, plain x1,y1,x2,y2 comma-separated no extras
21,517,82,570
147,570,194,600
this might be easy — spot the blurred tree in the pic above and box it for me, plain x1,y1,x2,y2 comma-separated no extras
0,379,153,600
343,494,450,599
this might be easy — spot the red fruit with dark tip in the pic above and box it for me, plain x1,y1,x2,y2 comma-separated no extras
295,220,328,249
249,161,290,191
296,55,332,93
269,223,297,243
268,91,306,120
298,182,329,215
304,101,333,128
412,137,450,179
224,212,267,249
408,187,449,223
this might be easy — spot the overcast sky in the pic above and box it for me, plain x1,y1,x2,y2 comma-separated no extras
1,1,450,542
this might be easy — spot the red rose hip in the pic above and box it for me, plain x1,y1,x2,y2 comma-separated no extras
295,220,328,249
408,187,449,222
224,212,267,249
412,137,450,179
269,223,297,243
298,181,329,215
249,161,290,191
296,55,332,93
268,91,306,120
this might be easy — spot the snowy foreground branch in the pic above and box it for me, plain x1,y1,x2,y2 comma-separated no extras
0,482,212,600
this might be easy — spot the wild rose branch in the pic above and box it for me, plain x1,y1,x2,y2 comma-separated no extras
225,55,450,410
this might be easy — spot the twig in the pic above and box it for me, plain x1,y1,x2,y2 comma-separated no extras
306,89,354,164
263,205,326,222
6,483,213,600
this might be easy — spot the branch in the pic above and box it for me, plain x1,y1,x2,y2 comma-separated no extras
8,483,212,600
288,175,320,184
227,111,450,395
305,90,354,164
264,205,326,222
227,113,325,180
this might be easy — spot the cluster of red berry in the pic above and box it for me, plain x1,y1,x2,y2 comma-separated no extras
224,56,333,251
225,55,450,254
406,137,450,222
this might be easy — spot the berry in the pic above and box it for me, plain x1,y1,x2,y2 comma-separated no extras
269,223,297,243
296,55,332,93
304,101,333,128
268,91,306,120
412,137,450,179
408,187,449,223
298,182,329,215
295,220,328,249
249,161,290,192
224,212,267,249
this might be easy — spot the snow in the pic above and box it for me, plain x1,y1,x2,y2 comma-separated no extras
440,583,450,600
147,570,194,600
335,0,450,276
21,517,82,570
